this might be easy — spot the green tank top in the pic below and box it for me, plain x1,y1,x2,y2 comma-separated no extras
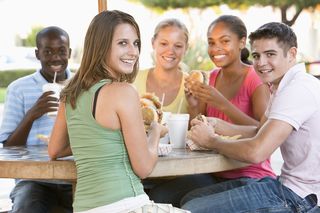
66,80,145,212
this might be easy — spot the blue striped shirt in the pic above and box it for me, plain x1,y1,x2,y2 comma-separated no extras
0,69,72,145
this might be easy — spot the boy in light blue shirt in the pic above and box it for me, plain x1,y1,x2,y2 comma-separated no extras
0,26,73,213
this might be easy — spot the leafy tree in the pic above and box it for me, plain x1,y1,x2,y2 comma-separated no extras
183,39,213,71
21,26,44,47
137,0,320,26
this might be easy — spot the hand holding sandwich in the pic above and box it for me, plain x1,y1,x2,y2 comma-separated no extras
184,70,208,116
140,93,167,137
187,114,241,150
185,71,229,112
187,114,218,150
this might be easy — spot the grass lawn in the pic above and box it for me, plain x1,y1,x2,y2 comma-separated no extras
0,88,6,103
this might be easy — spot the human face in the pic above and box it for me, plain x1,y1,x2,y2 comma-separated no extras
251,38,296,87
207,22,245,68
107,23,140,78
36,35,71,83
152,26,187,71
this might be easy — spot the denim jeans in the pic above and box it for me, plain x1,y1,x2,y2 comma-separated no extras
145,174,216,207
181,177,320,213
9,180,73,213
180,177,258,206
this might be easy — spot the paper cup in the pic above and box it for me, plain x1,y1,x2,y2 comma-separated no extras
42,83,62,118
168,113,189,148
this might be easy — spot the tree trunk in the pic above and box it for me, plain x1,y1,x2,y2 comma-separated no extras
281,5,303,26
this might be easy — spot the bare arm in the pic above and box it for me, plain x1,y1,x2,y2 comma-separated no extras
189,118,292,164
107,83,165,179
206,117,258,139
4,91,59,147
189,81,261,126
251,84,270,121
48,102,72,159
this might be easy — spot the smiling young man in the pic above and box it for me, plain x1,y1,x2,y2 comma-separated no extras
182,22,320,212
0,26,73,212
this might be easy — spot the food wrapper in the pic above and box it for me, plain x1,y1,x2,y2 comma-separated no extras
158,143,172,156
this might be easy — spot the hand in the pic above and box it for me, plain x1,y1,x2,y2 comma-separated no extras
26,91,59,121
185,77,206,112
149,121,168,138
184,75,198,95
185,90,199,109
184,75,191,92
188,82,228,111
188,119,217,149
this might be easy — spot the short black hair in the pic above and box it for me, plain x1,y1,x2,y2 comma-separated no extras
36,26,70,48
249,22,297,54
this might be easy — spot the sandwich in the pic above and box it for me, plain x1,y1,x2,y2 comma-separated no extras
196,113,207,124
189,70,208,84
140,93,163,132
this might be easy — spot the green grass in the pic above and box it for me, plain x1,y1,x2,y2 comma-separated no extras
0,88,6,103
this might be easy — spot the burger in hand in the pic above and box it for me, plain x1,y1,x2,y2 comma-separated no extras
140,93,163,132
185,70,208,94
188,70,208,84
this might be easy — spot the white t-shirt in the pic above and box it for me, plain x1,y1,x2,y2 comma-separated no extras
266,63,320,205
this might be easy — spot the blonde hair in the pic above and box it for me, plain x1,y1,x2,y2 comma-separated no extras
152,18,189,45
61,10,141,108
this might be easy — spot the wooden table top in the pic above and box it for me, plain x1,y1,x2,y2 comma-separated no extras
0,145,247,181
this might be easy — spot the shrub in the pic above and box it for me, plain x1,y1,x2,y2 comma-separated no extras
0,87,6,103
0,70,35,87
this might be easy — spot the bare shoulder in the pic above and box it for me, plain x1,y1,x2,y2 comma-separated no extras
108,82,138,95
102,82,140,104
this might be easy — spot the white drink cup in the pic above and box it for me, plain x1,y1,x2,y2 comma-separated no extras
168,113,190,148
42,83,63,118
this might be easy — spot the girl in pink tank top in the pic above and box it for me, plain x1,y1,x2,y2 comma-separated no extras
187,15,275,180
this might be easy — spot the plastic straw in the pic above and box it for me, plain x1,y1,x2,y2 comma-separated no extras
177,98,184,114
161,93,165,109
53,72,57,83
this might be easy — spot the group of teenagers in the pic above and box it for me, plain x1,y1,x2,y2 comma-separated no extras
0,8,319,213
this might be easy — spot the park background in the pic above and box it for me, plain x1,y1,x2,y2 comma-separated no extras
1,0,320,73
1,0,320,211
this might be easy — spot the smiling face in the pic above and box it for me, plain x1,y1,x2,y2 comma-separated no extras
152,26,188,71
36,35,71,82
251,38,296,87
106,23,140,79
207,22,245,68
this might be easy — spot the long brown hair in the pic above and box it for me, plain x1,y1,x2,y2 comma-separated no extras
61,10,141,108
